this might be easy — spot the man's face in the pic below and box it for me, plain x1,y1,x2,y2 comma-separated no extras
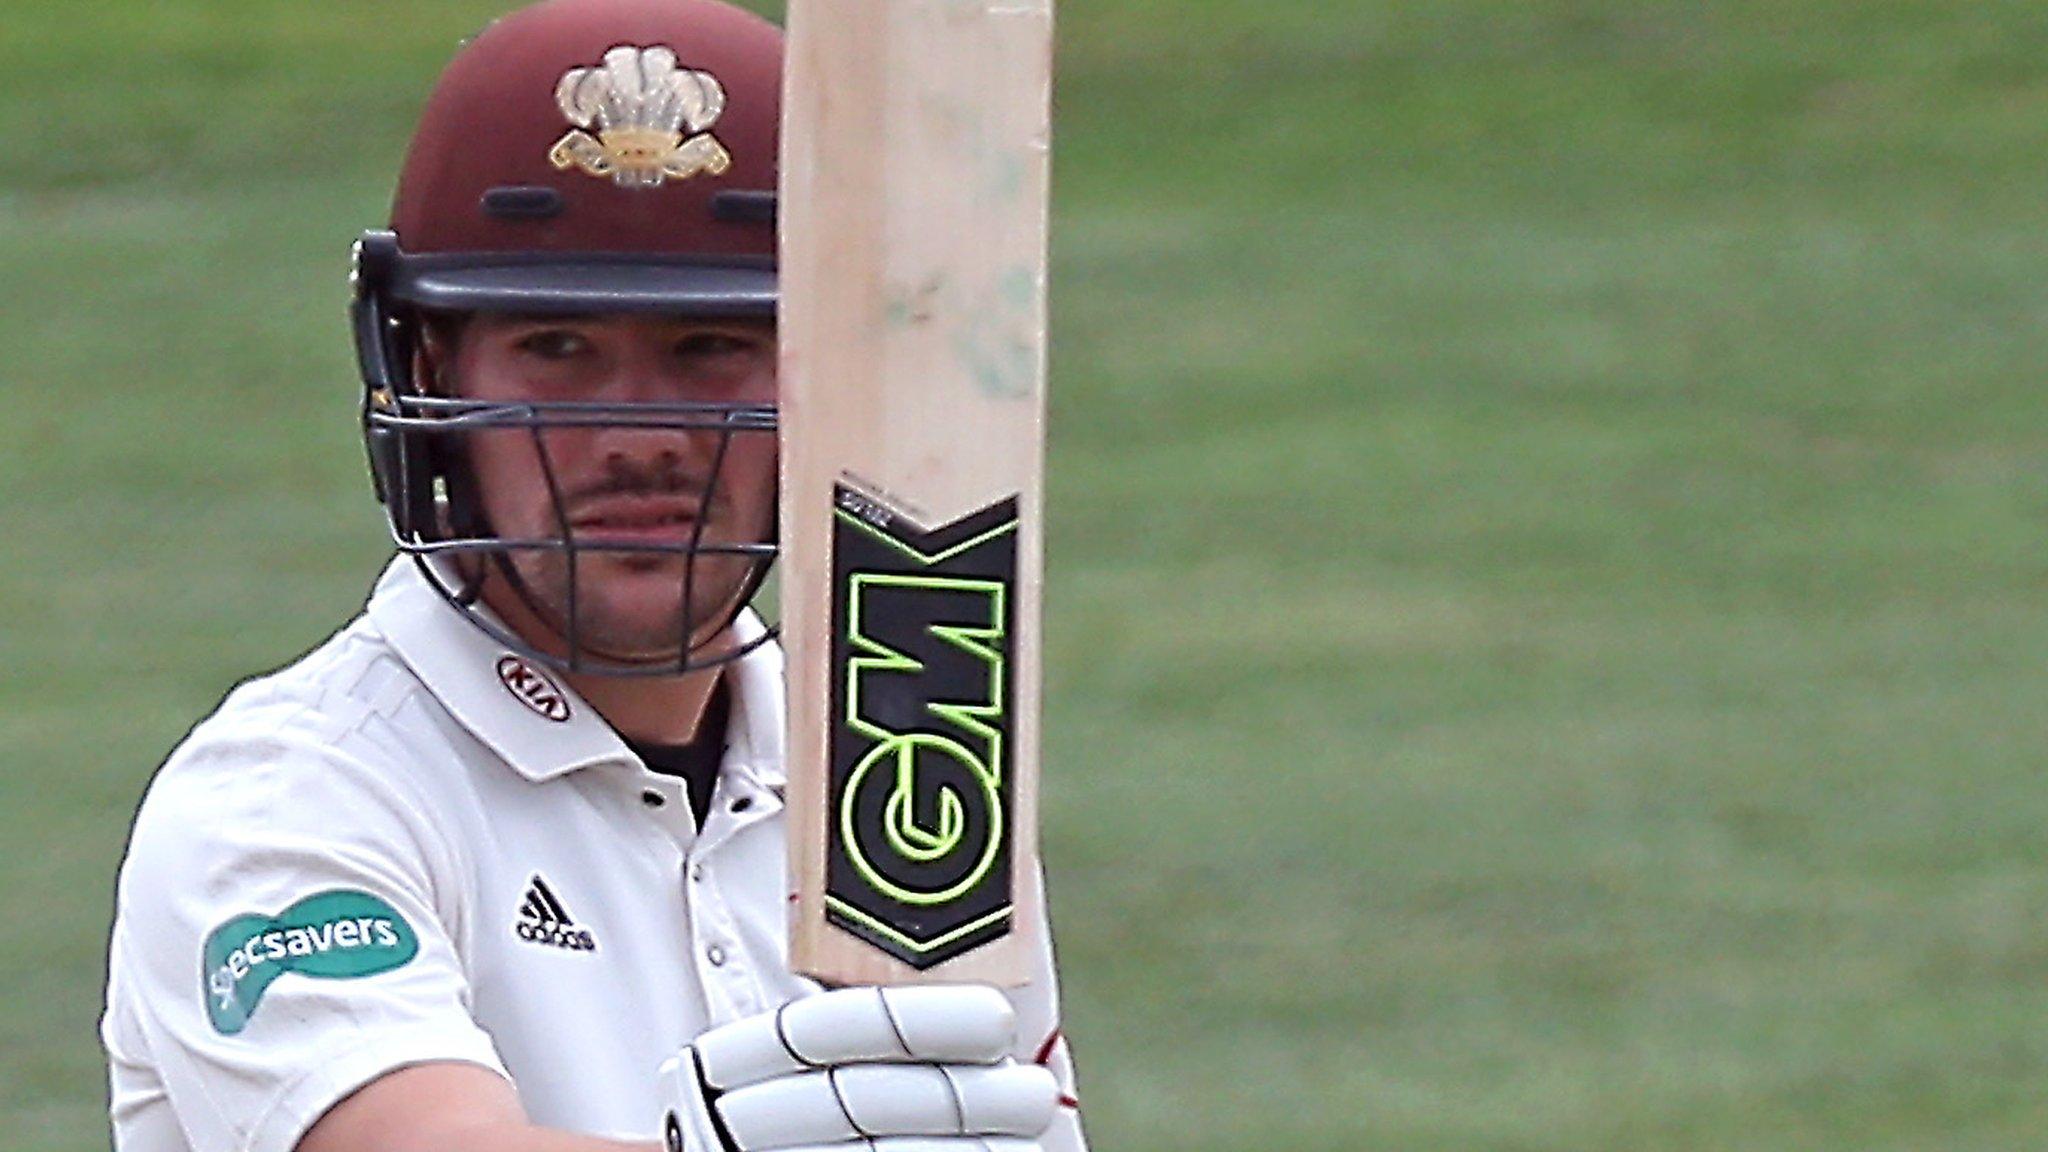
435,312,777,666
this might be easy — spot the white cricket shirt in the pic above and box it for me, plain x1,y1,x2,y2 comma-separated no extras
102,558,1084,1152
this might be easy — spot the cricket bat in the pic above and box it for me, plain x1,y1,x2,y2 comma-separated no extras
778,0,1055,987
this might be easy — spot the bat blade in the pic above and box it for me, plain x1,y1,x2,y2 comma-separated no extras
779,0,1054,987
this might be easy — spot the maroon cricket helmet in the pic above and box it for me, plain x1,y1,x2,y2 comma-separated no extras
352,0,785,678
367,0,782,315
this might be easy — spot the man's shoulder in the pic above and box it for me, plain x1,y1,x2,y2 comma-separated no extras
139,610,470,832
117,613,488,921
192,608,433,755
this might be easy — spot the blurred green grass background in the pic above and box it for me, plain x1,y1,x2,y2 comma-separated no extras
6,1,2048,1149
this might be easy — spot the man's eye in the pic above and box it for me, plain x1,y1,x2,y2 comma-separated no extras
674,333,756,359
516,330,590,358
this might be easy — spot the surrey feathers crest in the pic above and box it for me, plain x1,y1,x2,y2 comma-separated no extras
550,46,733,188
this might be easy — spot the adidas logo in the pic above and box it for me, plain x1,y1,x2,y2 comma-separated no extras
514,875,597,953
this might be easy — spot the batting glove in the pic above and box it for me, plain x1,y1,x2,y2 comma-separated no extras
659,984,1058,1152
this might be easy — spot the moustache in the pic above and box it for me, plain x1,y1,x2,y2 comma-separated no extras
561,457,726,511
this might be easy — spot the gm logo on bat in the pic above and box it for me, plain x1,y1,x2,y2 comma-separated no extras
826,482,1018,968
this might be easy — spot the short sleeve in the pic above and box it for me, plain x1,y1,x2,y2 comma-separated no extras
107,719,506,1152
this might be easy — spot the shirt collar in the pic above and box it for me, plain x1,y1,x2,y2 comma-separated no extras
719,605,786,790
364,557,784,787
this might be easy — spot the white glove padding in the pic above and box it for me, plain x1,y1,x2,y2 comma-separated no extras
701,985,1020,1087
718,1063,1055,1148
765,1131,1040,1139
659,986,1059,1152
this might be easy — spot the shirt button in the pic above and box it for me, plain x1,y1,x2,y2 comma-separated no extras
689,863,705,883
642,790,666,809
707,944,727,967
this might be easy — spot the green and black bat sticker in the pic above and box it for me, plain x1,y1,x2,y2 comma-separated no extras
826,481,1018,968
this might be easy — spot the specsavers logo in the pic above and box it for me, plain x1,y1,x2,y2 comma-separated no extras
201,890,419,1035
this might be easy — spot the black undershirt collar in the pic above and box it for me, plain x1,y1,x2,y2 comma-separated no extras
625,679,730,825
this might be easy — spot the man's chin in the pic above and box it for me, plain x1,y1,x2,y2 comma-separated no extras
559,599,744,663
498,563,749,665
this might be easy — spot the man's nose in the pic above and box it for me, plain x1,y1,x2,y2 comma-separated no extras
592,351,680,405
596,444,687,492
584,369,706,469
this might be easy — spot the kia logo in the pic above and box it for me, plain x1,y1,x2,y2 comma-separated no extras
496,656,571,723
